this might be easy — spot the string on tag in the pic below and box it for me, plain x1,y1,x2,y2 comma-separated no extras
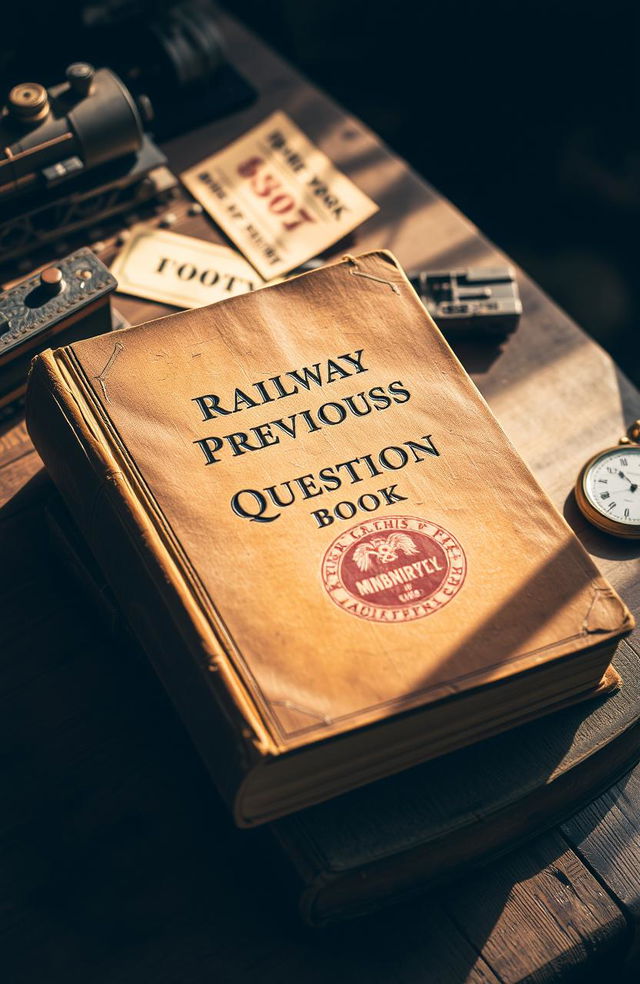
343,254,400,294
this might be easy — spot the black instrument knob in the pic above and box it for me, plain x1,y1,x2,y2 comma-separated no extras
66,63,95,98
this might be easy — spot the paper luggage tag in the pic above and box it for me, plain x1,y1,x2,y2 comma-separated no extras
181,111,379,279
110,228,260,309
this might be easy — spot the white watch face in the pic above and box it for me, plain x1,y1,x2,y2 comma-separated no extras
584,447,640,525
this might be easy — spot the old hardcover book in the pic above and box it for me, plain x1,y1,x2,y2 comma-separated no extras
26,250,633,827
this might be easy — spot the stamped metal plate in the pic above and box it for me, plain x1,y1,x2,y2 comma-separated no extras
0,248,116,360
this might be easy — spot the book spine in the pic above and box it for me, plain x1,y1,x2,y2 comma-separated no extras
26,349,271,812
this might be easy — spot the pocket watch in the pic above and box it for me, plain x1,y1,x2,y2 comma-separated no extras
575,421,640,538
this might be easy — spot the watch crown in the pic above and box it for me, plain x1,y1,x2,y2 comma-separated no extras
627,420,640,444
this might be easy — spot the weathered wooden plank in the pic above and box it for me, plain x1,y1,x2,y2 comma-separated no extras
0,415,39,508
562,756,640,921
0,416,30,469
444,832,629,983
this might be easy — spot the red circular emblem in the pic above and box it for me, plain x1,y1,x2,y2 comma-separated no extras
321,516,467,622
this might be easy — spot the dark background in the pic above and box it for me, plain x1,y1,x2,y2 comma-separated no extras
229,0,640,383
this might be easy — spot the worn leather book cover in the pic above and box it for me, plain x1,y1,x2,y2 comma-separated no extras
26,250,633,826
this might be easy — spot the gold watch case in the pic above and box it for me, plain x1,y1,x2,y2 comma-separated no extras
575,445,640,539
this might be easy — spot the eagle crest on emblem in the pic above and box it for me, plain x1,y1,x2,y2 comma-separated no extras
353,533,420,572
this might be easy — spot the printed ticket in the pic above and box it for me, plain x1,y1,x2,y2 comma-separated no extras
110,228,260,309
181,111,379,279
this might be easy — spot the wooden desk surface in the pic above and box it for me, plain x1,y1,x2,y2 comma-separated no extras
2,8,640,983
